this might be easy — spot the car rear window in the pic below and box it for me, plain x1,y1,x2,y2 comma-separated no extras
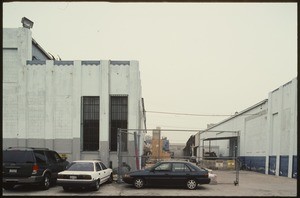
67,162,94,171
3,150,35,163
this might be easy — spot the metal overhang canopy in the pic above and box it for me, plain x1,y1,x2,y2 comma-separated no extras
203,136,238,141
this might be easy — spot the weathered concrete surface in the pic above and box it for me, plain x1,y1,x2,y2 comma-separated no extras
3,170,297,196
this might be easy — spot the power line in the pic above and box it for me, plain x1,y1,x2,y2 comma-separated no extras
146,110,258,117
146,110,235,117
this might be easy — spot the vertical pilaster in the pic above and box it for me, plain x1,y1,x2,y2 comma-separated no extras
100,60,110,166
17,28,32,147
71,60,82,161
45,60,54,149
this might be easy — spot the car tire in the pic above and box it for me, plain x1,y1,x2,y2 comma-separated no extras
186,179,198,190
40,173,51,190
63,186,71,191
134,178,144,189
3,184,15,190
93,179,100,191
107,173,113,183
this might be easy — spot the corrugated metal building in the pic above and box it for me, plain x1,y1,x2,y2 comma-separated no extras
2,25,146,170
195,78,297,178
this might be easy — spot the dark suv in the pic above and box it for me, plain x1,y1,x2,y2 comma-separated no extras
2,147,69,190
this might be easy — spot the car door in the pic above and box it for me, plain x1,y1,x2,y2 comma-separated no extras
146,162,172,186
95,162,103,183
99,162,110,182
171,162,192,186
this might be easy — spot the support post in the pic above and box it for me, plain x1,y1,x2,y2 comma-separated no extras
134,131,140,170
234,131,240,186
117,128,122,183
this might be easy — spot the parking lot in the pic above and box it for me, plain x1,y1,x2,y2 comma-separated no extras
3,170,297,196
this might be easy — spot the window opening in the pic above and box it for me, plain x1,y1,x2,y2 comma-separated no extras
110,96,128,151
82,96,100,151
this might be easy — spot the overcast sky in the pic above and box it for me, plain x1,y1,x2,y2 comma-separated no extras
3,2,297,143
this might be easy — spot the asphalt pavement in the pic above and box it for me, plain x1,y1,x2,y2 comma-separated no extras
2,170,297,196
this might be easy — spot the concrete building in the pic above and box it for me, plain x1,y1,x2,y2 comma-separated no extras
195,78,297,178
2,25,146,170
169,143,185,159
151,128,171,160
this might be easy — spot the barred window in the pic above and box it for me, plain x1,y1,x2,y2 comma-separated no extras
82,96,100,151
110,96,128,151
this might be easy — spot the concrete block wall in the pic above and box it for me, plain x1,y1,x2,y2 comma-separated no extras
2,27,145,169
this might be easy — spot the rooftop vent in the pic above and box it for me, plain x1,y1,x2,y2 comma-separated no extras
21,17,34,29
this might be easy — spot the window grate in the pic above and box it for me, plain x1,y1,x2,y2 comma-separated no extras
82,96,99,151
110,96,128,151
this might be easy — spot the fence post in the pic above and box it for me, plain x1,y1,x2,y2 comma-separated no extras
137,132,141,169
117,128,122,183
134,131,140,170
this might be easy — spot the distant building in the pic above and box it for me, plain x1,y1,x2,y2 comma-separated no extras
162,137,170,151
151,128,171,160
3,23,146,170
169,143,185,159
183,135,196,158
194,78,297,178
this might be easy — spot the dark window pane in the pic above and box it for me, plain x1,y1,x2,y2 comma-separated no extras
67,162,94,171
34,151,46,163
82,96,100,151
3,150,35,163
110,96,128,151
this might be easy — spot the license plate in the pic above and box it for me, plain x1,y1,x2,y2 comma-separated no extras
9,169,17,173
70,176,77,179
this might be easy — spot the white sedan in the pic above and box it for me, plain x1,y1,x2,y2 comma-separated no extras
57,160,113,191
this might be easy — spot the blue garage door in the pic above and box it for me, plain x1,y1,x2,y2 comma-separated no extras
279,156,288,177
292,156,297,178
268,156,276,175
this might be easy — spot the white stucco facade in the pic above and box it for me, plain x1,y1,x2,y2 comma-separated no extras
3,27,146,170
196,78,297,178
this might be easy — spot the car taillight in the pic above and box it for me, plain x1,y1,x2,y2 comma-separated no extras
32,164,39,174
79,175,92,179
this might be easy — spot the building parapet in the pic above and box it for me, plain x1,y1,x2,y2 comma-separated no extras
54,60,74,66
26,60,134,67
110,60,130,66
26,60,46,65
81,60,101,66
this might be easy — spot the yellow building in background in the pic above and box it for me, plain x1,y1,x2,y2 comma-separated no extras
151,128,170,160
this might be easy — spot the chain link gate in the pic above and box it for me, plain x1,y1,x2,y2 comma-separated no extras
116,128,144,183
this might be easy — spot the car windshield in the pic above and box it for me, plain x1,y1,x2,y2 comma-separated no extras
3,150,35,163
67,162,94,171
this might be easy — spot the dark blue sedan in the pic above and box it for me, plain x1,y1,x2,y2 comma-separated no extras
122,161,210,190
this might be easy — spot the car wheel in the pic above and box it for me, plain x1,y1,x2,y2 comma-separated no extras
134,178,144,189
186,179,197,190
107,173,113,183
63,186,71,191
3,184,15,190
41,173,51,190
93,179,100,191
